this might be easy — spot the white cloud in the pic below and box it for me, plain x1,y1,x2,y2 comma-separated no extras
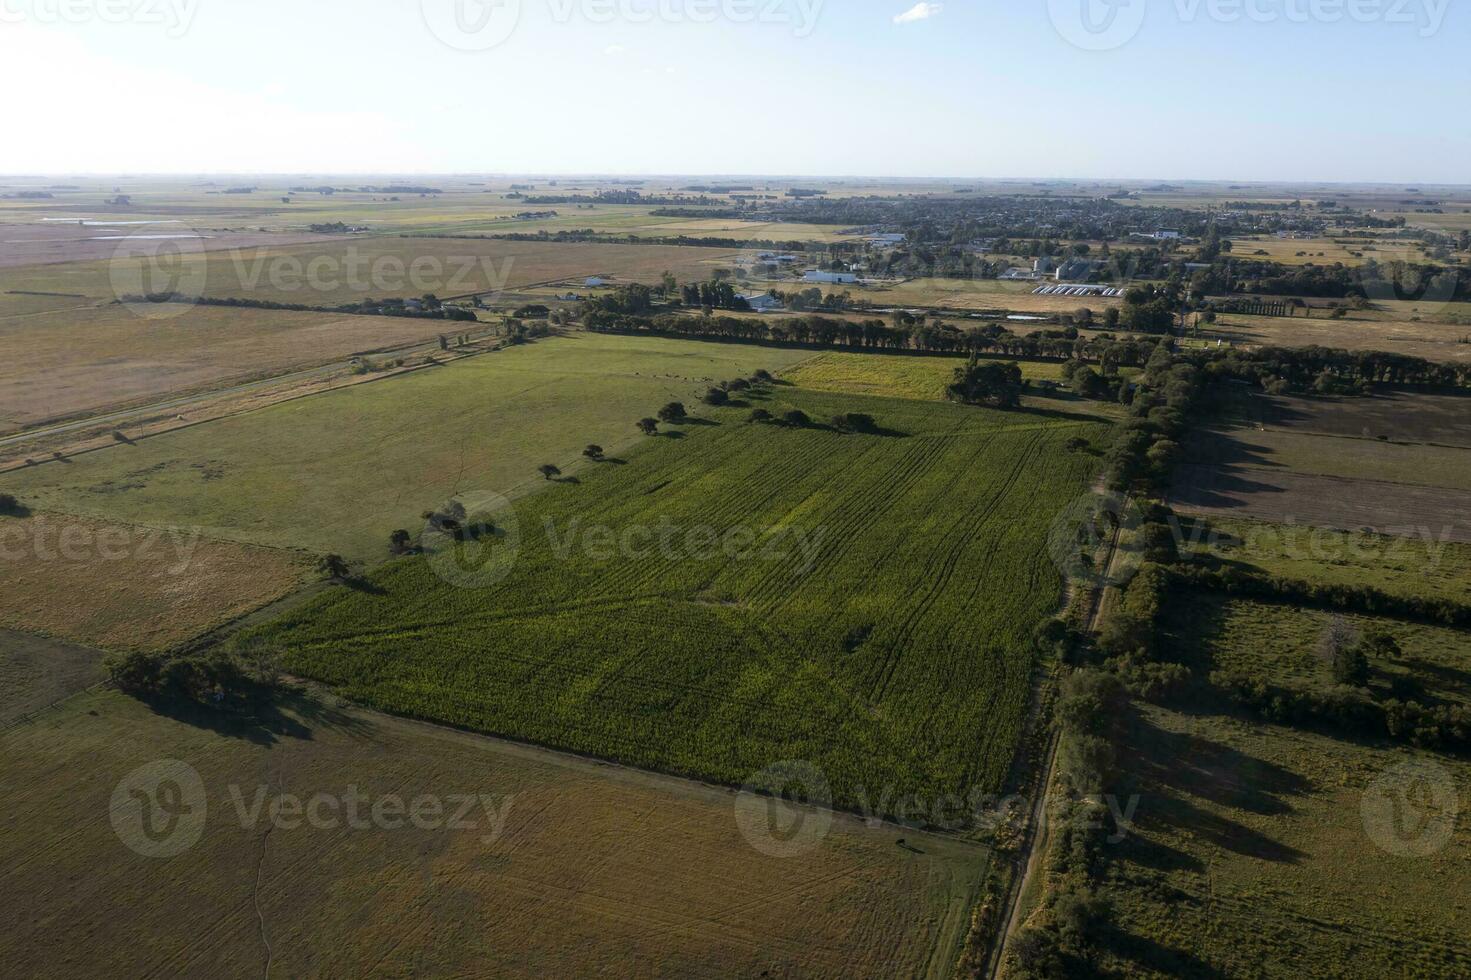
603,44,626,55
893,2,942,24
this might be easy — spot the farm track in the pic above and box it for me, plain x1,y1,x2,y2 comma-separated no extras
987,483,1122,980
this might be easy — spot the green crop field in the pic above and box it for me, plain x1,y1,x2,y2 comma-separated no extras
0,333,814,559
245,386,1107,815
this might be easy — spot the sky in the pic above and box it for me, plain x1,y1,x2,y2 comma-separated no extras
1,0,1466,181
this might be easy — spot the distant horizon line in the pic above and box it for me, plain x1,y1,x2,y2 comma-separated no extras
2,172,1470,189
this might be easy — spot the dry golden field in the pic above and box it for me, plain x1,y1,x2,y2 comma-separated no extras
0,512,307,651
0,688,991,978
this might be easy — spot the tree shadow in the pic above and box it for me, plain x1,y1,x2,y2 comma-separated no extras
677,417,721,426
597,457,628,465
342,577,387,596
659,430,685,439
552,475,581,485
1096,919,1231,980
139,686,371,747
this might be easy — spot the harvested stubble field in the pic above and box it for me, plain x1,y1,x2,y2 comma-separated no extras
0,512,306,651
0,303,473,432
247,386,1108,816
0,629,104,725
0,688,990,978
0,333,814,559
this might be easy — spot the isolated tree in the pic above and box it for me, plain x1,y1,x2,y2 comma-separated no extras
748,408,772,423
538,463,561,481
1361,628,1403,661
317,553,350,581
657,401,687,423
703,387,729,406
781,409,810,427
1320,616,1368,687
0,493,21,516
389,529,412,555
582,444,604,461
637,417,659,436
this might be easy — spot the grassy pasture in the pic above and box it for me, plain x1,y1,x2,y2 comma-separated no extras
0,512,306,652
786,351,1063,401
1181,591,1471,707
1088,582,1471,978
0,333,814,559
1180,516,1471,605
1199,310,1471,363
1228,236,1431,267
248,386,1107,814
0,236,746,316
0,688,990,978
1099,701,1471,978
0,304,471,432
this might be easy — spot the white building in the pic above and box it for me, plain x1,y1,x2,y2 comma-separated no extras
803,270,858,284
999,267,1041,281
584,276,607,287
741,292,783,312
1153,230,1182,240
866,233,905,246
